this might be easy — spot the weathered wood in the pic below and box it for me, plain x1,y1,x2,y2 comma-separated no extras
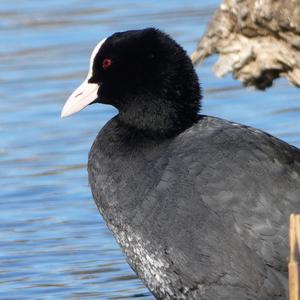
289,214,300,300
192,0,300,89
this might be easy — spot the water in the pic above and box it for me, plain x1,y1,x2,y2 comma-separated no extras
1,1,300,299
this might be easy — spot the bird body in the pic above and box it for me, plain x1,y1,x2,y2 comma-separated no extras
62,28,300,299
88,115,300,299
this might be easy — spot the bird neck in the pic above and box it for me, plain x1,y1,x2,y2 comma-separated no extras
118,95,199,138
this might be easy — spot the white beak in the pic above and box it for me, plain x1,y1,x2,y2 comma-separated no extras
61,38,107,118
61,80,99,118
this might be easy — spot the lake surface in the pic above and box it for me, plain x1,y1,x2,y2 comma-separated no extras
1,1,300,299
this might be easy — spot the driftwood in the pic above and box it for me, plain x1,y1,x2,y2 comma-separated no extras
192,0,300,89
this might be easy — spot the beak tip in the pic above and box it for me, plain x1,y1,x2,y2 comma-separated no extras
60,107,68,119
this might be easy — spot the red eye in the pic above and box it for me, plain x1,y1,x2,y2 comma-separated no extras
102,58,112,70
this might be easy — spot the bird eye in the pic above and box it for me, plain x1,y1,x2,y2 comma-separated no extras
102,58,112,70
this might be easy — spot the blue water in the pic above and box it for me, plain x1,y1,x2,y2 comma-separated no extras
1,1,300,299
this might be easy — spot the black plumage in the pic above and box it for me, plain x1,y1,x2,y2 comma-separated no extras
63,28,300,299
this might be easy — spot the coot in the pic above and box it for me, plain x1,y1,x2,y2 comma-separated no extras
61,28,300,299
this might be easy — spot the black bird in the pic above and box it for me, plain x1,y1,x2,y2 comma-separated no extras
61,28,300,299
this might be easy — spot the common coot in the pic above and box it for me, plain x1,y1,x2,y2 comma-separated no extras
61,28,300,299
